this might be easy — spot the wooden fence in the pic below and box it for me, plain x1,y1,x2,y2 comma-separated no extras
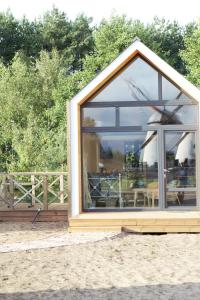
0,172,68,210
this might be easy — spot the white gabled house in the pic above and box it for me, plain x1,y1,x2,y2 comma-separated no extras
68,38,200,232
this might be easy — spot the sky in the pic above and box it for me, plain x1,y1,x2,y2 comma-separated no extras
0,0,199,25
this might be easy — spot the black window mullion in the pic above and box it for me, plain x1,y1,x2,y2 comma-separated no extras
116,107,120,127
81,126,144,132
158,73,162,100
83,100,196,108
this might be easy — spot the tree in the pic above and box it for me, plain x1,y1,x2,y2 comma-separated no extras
70,14,94,71
82,15,194,79
0,11,43,64
181,24,200,86
0,49,69,171
0,11,197,171
38,8,94,71
0,11,21,63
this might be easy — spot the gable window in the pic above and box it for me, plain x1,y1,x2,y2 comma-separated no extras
89,56,191,102
81,55,198,211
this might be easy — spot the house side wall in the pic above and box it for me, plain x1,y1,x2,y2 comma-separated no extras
70,102,81,216
66,101,72,216
197,103,200,208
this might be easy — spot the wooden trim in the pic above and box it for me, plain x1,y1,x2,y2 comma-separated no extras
0,210,68,222
78,50,139,106
66,101,72,217
68,211,200,232
78,50,195,107
78,104,82,214
196,101,200,208
1,172,68,176
43,175,48,210
138,53,195,100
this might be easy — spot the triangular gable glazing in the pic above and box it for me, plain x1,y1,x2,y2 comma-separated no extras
90,56,189,102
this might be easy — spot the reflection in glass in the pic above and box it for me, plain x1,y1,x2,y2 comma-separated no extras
162,76,189,100
82,132,159,209
120,105,197,126
82,107,115,127
165,132,196,188
167,192,196,207
89,56,189,102
90,57,159,101
165,131,196,207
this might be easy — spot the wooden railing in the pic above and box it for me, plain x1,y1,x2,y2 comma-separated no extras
0,172,68,210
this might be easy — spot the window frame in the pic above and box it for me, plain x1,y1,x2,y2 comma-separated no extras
80,54,199,211
88,54,194,103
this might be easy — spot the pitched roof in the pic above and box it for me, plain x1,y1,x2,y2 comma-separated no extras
71,39,200,105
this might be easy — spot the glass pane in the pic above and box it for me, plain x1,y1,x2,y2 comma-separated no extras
165,132,196,189
167,191,196,207
82,131,159,209
82,107,115,127
165,106,198,125
90,57,159,102
120,107,152,126
120,105,197,126
162,76,189,100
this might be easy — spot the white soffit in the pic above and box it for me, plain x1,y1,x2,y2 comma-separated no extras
71,40,200,105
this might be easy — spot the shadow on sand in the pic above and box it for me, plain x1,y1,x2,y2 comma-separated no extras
1,282,200,300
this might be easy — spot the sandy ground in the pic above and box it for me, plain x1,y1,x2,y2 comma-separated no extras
1,223,200,299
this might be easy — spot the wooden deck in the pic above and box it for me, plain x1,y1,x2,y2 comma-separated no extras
0,209,68,222
68,211,200,233
0,203,68,211
0,172,68,222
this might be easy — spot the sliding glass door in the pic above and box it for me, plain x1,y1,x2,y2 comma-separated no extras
164,131,197,207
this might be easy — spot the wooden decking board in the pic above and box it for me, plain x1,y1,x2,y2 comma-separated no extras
0,210,68,216
69,218,200,227
69,219,138,226
68,211,200,232
68,226,122,233
0,203,68,211
123,225,200,233
69,224,200,233
136,219,200,225
0,218,67,222
0,210,68,222
0,217,67,222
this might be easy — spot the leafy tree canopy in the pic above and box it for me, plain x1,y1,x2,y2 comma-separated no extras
0,9,197,171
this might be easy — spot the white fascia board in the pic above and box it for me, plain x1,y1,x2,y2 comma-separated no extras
70,40,200,106
69,100,80,216
138,42,200,101
71,41,140,106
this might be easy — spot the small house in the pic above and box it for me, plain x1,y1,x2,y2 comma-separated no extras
68,39,200,232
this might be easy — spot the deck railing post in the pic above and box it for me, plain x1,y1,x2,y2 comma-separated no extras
119,173,123,208
31,175,36,206
43,175,48,210
8,175,14,208
59,174,64,203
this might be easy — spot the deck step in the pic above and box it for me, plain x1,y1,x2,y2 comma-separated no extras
69,218,200,226
69,214,200,232
68,226,121,233
68,224,200,233
122,225,200,233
